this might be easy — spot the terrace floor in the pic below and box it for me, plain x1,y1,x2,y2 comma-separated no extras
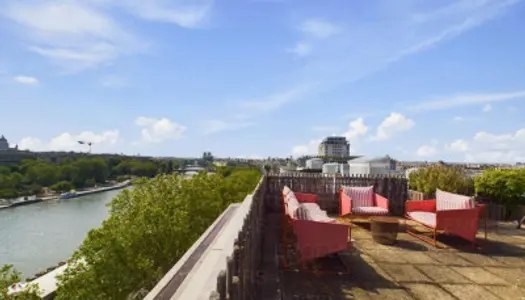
260,214,525,300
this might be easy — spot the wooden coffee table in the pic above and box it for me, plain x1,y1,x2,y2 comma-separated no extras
370,216,399,245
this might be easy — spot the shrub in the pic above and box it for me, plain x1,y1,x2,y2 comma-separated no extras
408,165,474,195
474,168,525,206
50,181,75,193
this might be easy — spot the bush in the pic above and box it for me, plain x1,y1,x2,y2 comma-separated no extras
0,264,41,299
50,181,75,193
84,179,96,188
408,165,474,195
474,168,525,206
55,168,261,299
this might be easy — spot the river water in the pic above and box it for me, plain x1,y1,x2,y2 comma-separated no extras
0,189,126,277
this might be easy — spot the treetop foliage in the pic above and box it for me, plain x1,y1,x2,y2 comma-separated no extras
53,167,261,299
408,165,474,195
474,168,525,206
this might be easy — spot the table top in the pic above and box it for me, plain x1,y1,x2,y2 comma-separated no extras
369,216,399,224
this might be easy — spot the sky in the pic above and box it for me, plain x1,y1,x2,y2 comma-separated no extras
1,0,525,163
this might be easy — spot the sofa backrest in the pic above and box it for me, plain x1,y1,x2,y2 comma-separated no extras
342,186,374,208
436,189,475,211
282,185,300,217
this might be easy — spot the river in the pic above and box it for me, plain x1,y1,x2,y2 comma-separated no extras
0,189,126,277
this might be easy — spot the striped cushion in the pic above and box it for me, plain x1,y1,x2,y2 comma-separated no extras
343,186,374,208
286,194,300,216
294,204,312,220
282,186,292,196
295,204,334,222
353,206,388,215
407,211,436,228
436,189,475,211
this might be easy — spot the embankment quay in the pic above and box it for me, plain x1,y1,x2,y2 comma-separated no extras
0,181,130,210
0,188,128,277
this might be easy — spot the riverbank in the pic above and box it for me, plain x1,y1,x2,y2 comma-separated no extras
0,181,130,210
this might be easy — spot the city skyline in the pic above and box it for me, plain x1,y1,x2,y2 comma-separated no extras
1,0,525,162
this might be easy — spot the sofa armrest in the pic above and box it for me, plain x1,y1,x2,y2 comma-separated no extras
339,189,352,216
405,200,436,213
436,208,480,242
374,193,389,210
292,220,350,261
295,192,318,203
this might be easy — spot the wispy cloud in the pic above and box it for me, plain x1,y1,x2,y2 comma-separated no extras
1,0,213,73
286,42,312,57
100,75,127,88
299,19,341,39
12,75,39,85
408,90,525,112
238,83,318,114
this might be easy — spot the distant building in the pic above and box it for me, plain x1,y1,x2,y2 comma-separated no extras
348,155,397,176
317,136,350,158
0,135,19,151
305,158,324,170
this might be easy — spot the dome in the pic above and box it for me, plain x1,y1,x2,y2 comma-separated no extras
0,135,6,141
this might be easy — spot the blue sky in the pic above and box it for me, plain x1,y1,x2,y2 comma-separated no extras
1,0,525,162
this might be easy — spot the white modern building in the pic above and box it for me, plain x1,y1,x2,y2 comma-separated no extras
322,163,340,174
348,155,397,176
305,158,324,170
317,136,350,158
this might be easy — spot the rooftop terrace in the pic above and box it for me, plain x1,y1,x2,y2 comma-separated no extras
145,174,525,300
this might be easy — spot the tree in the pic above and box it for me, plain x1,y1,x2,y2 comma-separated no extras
474,168,525,206
408,165,474,195
50,181,75,193
0,264,40,299
55,168,261,299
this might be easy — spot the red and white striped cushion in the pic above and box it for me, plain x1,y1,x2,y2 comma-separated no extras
407,211,436,228
353,206,388,215
343,186,374,208
436,189,475,211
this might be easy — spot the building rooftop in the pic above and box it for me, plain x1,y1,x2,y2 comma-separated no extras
145,174,525,300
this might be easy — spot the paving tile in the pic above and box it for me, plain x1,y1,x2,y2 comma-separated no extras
484,267,525,287
491,255,525,267
402,283,456,300
456,252,502,266
484,285,525,300
441,284,500,300
366,287,414,300
425,252,474,266
365,250,408,264
380,264,431,283
402,251,439,265
451,266,508,285
415,265,471,284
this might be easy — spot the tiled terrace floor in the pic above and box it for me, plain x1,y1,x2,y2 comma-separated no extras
261,214,525,300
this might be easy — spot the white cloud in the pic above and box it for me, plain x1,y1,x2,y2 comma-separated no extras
135,117,186,143
239,84,317,114
12,75,39,85
453,116,464,122
2,0,211,72
113,0,212,28
286,42,312,57
343,118,368,142
18,130,120,152
202,120,254,134
299,19,341,38
371,113,414,141
409,90,525,112
483,104,492,112
291,139,322,157
446,129,525,162
416,145,438,157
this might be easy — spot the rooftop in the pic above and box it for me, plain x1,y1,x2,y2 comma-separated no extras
145,174,525,300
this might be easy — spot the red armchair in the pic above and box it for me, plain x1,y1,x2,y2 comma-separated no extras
339,186,389,216
281,186,351,265
405,189,484,247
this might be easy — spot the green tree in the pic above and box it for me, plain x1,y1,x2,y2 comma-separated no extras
474,168,525,206
0,264,40,300
50,181,75,193
55,169,261,299
408,165,474,195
